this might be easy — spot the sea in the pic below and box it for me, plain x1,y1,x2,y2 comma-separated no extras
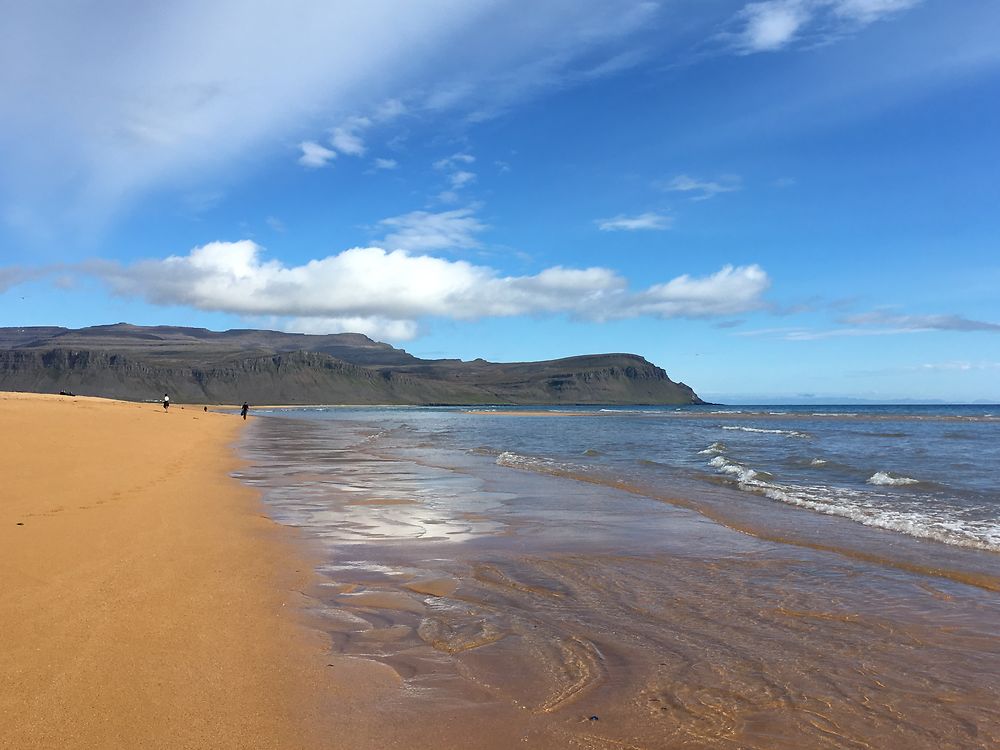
234,404,1000,749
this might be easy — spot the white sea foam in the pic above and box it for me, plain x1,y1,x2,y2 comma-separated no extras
867,471,920,486
496,450,581,476
704,450,999,551
810,458,828,466
721,425,808,438
698,442,727,455
708,455,760,482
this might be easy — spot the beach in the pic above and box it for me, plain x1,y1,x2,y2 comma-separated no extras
0,393,393,749
4,395,999,749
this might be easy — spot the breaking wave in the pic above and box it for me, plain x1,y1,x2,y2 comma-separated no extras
867,471,920,487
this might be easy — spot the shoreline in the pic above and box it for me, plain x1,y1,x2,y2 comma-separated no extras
0,392,391,749
236,410,1000,749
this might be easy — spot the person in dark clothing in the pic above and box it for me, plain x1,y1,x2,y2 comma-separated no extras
241,402,249,420
163,393,170,411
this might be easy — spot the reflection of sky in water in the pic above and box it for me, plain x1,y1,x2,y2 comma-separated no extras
238,437,509,544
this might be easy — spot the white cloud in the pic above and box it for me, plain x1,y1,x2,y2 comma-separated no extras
739,1,809,51
730,0,923,53
628,264,771,317
330,116,371,157
298,141,336,168
661,174,742,200
842,311,1000,332
0,2,661,228
434,153,476,171
597,212,672,231
87,241,772,337
265,216,286,232
379,207,488,251
0,266,40,292
282,315,419,341
834,0,921,24
373,158,398,170
449,170,477,189
737,309,1000,341
916,361,1000,372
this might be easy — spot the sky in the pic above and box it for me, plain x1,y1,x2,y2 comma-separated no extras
1,0,999,402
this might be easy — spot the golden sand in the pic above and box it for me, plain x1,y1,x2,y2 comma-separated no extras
0,393,390,749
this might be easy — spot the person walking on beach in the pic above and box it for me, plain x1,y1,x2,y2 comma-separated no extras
241,402,249,420
162,393,170,411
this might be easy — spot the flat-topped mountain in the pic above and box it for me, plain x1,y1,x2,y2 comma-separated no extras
0,323,704,405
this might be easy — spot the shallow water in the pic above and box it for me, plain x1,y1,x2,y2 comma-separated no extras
236,408,1000,748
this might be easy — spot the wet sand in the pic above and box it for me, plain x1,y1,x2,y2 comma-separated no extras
0,393,395,749
238,414,1000,749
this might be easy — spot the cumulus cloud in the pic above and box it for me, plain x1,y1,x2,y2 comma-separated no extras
298,141,337,168
597,212,672,231
661,175,742,200
379,207,488,251
85,241,771,339
729,0,922,53
281,315,419,341
628,264,771,317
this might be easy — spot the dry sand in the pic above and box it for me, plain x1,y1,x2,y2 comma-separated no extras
0,393,392,750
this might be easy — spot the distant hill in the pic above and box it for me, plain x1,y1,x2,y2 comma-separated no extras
0,323,704,405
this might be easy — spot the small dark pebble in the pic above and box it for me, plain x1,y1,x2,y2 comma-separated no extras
589,716,599,721
16,522,24,526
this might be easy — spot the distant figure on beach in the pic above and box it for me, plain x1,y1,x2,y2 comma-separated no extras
241,402,249,420
162,393,170,411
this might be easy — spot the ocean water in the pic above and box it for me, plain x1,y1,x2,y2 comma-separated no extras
250,404,1000,554
235,404,1000,748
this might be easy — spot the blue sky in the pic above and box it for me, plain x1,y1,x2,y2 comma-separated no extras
1,0,999,402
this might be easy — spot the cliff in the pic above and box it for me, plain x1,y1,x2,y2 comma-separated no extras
0,324,704,405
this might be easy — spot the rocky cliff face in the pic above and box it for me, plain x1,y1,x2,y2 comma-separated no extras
0,324,704,405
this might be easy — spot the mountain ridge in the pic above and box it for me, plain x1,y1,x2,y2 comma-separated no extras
0,323,704,405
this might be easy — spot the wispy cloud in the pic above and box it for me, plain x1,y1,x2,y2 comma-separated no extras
81,242,771,339
596,212,672,231
1,2,662,228
373,157,398,170
728,0,923,54
915,361,1000,372
378,207,489,251
330,116,371,157
659,174,742,201
842,311,1000,332
449,170,477,189
298,141,336,168
0,266,43,292
738,309,1000,341
433,153,476,171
